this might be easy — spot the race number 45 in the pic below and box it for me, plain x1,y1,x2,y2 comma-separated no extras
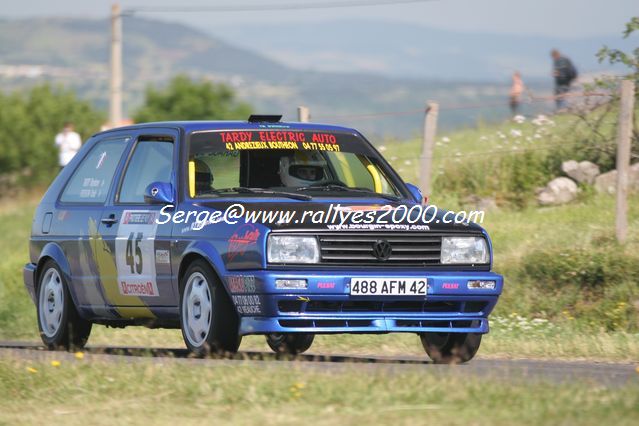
115,211,159,297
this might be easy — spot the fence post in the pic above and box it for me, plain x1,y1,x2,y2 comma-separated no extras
615,80,635,243
297,106,310,123
418,101,439,199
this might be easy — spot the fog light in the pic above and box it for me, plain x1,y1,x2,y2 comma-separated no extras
275,279,308,290
467,280,496,290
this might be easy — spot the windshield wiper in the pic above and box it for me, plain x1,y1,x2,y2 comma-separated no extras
297,184,402,202
202,187,312,201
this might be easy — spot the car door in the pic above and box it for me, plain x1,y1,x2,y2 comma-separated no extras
97,129,178,316
55,134,132,316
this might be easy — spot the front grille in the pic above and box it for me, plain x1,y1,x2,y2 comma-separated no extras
278,319,373,328
277,300,488,315
318,232,441,266
395,319,476,328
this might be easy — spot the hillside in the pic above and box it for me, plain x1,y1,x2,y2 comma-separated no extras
212,19,630,80
0,16,553,137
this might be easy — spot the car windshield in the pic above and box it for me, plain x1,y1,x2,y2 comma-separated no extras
187,129,404,199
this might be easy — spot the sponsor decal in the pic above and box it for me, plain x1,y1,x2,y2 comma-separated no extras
118,280,159,297
122,211,157,225
232,294,262,315
297,296,311,302
317,281,336,289
227,224,260,261
216,131,342,152
442,282,460,290
227,275,257,293
155,249,170,265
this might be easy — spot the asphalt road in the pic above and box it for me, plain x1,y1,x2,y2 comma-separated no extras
1,341,637,387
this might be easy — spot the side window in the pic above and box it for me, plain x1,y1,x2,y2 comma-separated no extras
118,138,174,204
60,137,128,204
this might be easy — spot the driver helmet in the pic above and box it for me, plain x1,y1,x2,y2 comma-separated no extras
279,151,328,187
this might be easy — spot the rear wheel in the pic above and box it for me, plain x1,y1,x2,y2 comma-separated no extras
36,260,92,350
419,332,481,364
179,259,241,356
266,333,314,354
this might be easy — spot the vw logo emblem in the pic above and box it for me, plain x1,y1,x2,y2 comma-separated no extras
151,187,159,196
372,239,392,261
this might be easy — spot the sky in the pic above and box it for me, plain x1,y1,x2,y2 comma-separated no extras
2,0,636,39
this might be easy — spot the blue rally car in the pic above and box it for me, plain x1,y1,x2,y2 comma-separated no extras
24,115,502,363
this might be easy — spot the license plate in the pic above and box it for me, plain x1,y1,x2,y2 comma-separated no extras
349,278,427,296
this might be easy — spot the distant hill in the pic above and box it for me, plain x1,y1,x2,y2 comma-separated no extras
210,19,631,80
0,16,565,138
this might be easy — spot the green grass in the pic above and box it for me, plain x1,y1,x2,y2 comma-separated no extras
1,358,638,425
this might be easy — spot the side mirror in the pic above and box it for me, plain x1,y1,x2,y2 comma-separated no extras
144,182,174,204
405,183,424,204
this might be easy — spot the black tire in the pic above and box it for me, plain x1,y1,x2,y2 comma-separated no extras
36,259,92,350
266,333,314,354
419,332,482,364
179,259,241,356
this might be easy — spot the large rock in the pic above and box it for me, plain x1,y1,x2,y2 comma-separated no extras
537,177,579,205
594,163,639,194
561,160,600,184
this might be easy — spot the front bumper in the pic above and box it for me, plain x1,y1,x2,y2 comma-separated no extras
226,269,503,336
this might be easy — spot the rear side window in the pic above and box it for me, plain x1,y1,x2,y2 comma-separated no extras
59,137,128,204
118,139,174,204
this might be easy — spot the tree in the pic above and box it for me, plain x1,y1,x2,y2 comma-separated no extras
596,17,639,84
0,84,104,189
133,75,252,123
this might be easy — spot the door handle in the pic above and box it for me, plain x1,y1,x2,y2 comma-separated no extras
101,214,118,226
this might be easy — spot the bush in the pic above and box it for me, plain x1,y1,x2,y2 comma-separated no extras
511,244,639,331
520,245,639,290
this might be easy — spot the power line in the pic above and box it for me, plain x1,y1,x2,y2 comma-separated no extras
124,0,439,14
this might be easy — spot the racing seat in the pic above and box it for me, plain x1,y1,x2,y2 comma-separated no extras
193,159,213,194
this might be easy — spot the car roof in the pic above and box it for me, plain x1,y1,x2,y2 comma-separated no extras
93,120,360,138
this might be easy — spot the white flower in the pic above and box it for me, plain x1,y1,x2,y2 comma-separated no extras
479,136,488,141
442,137,450,143
378,145,387,152
513,114,526,124
510,129,522,137
403,160,412,165
390,156,398,161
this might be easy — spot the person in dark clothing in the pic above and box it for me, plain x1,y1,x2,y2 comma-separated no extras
551,49,578,111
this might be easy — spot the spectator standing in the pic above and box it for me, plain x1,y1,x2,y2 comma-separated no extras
509,71,525,116
55,122,82,169
551,49,578,111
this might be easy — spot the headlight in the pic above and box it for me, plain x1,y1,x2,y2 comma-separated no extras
441,236,489,264
267,235,320,264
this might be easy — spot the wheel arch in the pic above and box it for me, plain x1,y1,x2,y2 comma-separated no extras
35,243,72,293
177,242,229,297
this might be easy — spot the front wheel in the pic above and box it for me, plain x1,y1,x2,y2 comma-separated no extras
179,259,241,356
419,332,482,364
36,260,92,350
266,333,314,354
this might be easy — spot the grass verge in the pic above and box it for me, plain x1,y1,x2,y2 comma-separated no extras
1,358,638,425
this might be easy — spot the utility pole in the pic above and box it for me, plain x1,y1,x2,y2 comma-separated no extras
418,101,439,198
109,3,123,127
297,106,310,123
615,79,635,243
